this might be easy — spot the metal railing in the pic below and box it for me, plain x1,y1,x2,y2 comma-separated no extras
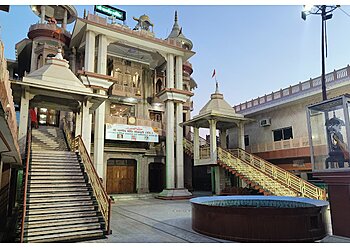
63,120,112,234
20,126,32,243
230,148,326,200
184,133,327,200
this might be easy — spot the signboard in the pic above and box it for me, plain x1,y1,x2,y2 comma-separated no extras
106,123,159,143
94,5,126,21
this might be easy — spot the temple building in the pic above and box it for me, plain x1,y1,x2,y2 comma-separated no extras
10,5,197,198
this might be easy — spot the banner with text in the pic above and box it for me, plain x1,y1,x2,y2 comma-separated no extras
105,123,159,143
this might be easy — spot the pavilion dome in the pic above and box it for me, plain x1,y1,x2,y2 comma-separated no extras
199,85,242,118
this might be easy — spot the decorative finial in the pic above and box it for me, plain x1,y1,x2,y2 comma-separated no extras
215,81,219,93
175,11,178,22
54,48,63,60
83,9,86,18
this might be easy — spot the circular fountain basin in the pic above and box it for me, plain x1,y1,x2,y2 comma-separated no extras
190,196,329,242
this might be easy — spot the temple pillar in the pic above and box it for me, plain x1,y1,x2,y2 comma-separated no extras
84,30,95,72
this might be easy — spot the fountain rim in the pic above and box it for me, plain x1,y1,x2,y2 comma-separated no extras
190,195,329,207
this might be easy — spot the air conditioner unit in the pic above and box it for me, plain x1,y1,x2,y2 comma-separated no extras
259,118,271,127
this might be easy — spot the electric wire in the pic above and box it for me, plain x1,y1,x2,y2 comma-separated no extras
338,7,350,19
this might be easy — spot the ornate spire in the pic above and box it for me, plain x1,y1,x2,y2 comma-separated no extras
166,10,193,50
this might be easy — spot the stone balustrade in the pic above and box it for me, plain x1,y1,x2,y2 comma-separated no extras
234,65,350,113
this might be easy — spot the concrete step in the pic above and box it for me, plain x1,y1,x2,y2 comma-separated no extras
30,163,80,167
29,172,82,176
25,223,102,236
27,200,95,209
31,159,78,163
31,151,75,155
29,184,88,190
29,176,84,180
27,205,97,215
26,217,101,228
28,191,90,198
30,168,81,172
28,187,89,193
26,211,98,222
25,229,104,243
28,196,93,204
29,180,86,185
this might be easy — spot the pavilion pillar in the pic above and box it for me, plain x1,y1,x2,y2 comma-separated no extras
209,119,217,161
93,34,108,179
238,122,245,150
84,30,95,72
219,129,227,149
75,111,81,136
193,127,200,161
175,55,184,188
81,100,92,154
165,100,175,189
18,90,30,145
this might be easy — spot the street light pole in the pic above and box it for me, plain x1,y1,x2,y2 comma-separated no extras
302,5,338,101
321,5,327,100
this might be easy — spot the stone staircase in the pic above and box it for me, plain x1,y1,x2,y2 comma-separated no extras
184,136,326,200
19,126,106,242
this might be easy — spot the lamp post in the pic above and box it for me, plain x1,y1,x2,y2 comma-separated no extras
301,5,338,101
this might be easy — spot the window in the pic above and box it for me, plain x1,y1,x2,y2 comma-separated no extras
150,111,162,122
244,135,250,146
273,127,293,141
110,103,135,117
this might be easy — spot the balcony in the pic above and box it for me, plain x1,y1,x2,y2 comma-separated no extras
28,23,71,45
246,137,310,154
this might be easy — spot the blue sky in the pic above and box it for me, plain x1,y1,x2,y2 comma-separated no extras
1,4,350,116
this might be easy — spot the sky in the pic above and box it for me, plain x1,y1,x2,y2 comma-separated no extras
1,3,350,117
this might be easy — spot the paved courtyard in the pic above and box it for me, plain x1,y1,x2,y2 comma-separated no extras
85,195,350,243
87,196,231,243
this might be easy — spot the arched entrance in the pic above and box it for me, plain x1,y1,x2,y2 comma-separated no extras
148,162,165,193
106,159,137,194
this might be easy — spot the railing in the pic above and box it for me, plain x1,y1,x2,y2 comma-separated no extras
28,23,71,38
217,147,297,197
234,65,350,113
63,120,112,234
20,126,32,243
183,134,326,200
230,148,326,200
246,137,310,153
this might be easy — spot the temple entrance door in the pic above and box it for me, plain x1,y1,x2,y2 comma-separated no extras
106,159,136,194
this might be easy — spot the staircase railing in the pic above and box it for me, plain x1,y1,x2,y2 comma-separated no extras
217,147,297,196
20,126,32,243
184,133,327,200
229,148,326,200
63,120,112,234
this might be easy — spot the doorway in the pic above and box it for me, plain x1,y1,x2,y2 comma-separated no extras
38,108,60,126
148,163,165,193
106,159,137,194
